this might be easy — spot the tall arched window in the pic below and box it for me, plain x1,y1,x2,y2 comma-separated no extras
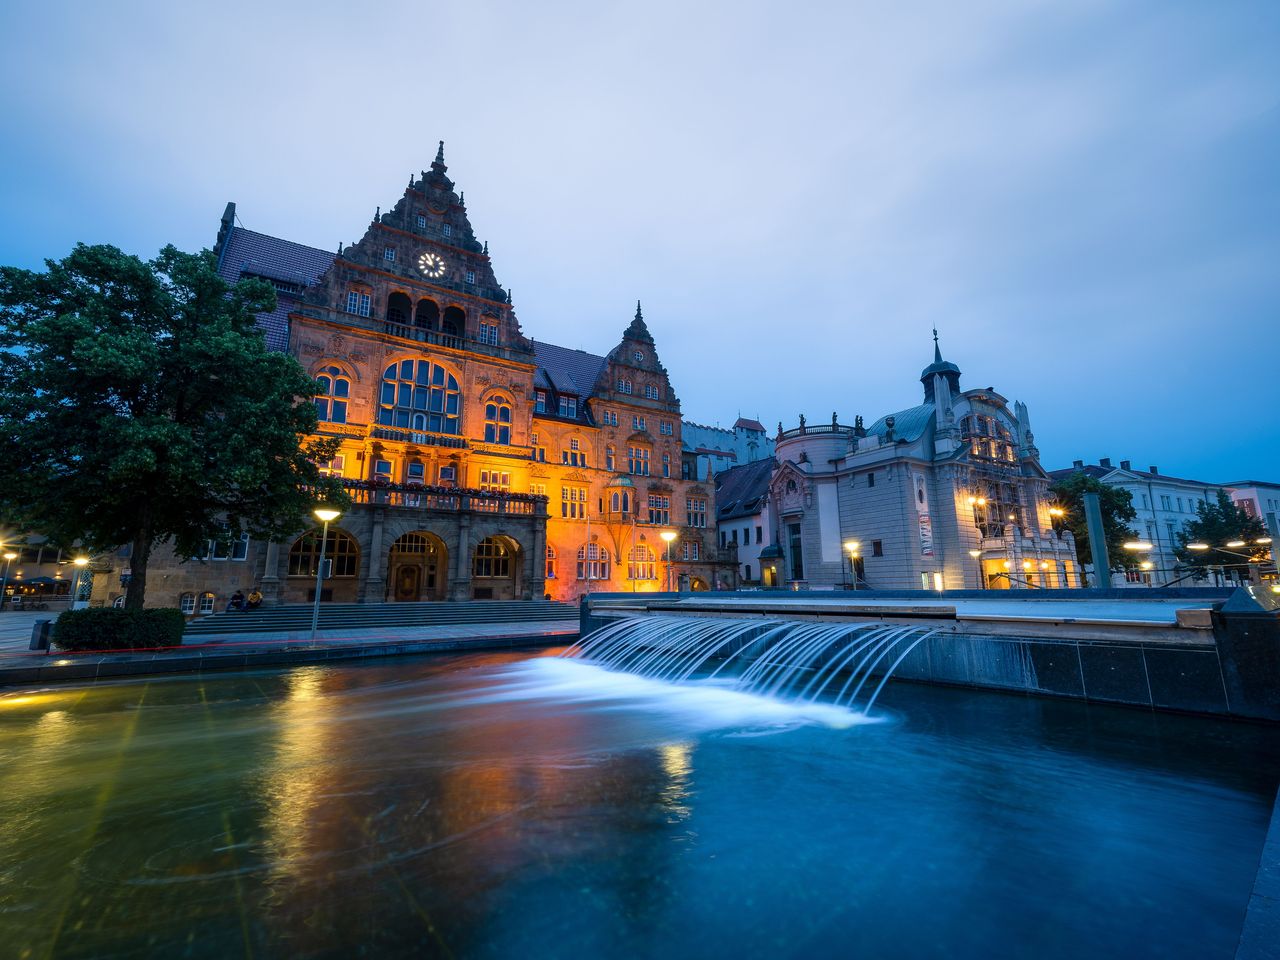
415,299,439,329
473,537,512,578
288,529,359,577
378,359,461,433
387,292,412,325
315,365,350,423
484,395,512,444
442,305,465,336
628,544,656,581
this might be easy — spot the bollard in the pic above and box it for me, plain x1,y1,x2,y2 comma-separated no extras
29,619,53,651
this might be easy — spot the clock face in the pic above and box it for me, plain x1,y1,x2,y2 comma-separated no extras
417,252,446,279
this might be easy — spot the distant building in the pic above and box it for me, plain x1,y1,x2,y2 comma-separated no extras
763,336,1077,591
682,417,774,480
1046,460,1224,586
1222,481,1280,542
713,457,776,586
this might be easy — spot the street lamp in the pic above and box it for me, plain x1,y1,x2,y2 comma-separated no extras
844,540,860,590
1122,541,1155,587
71,556,90,610
0,550,16,611
660,530,677,592
968,549,984,590
310,507,342,644
1185,538,1273,585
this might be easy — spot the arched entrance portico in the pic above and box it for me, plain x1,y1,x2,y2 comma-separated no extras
470,535,523,600
387,532,448,601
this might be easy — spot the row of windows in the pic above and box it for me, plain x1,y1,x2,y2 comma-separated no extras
614,379,665,401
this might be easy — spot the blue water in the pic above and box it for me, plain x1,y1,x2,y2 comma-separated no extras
0,649,1276,959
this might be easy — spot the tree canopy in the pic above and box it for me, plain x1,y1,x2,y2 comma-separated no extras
0,243,347,609
1173,490,1271,578
1048,471,1140,573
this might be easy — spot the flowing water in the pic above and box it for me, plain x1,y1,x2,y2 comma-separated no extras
1,648,1277,959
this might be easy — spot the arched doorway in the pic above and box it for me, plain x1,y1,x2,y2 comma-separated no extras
690,577,710,592
387,532,448,601
471,535,522,600
287,528,361,602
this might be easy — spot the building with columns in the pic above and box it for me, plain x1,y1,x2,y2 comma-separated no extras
91,146,732,610
759,337,1078,591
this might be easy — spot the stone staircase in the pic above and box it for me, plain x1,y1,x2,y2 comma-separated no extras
184,600,578,636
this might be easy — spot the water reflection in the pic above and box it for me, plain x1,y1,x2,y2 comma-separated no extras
0,653,1276,960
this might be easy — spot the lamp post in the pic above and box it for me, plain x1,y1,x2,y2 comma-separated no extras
1186,538,1273,586
1122,540,1155,587
71,555,91,610
0,550,17,611
310,507,342,643
844,540,860,590
660,530,677,593
968,549,983,590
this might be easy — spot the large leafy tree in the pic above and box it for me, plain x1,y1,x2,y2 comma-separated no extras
1048,471,1140,573
0,243,347,610
1174,490,1271,577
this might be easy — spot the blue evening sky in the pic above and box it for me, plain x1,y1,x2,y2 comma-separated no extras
2,0,1277,481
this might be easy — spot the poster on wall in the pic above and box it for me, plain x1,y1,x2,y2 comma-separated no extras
919,515,934,556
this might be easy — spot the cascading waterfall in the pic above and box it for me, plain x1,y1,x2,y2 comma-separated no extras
566,615,937,715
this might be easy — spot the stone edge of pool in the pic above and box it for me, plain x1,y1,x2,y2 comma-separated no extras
1237,784,1280,960
0,626,580,688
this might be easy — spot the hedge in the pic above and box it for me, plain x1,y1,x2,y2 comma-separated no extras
53,608,186,651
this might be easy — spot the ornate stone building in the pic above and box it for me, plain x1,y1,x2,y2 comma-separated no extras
761,336,1078,591
93,145,731,609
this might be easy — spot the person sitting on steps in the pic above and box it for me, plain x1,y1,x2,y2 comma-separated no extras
246,589,263,611
228,590,246,612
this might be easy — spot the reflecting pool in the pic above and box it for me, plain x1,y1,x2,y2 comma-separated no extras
1,649,1277,959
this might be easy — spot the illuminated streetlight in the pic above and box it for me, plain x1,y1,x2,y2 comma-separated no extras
1187,543,1210,551
310,507,342,643
0,550,16,611
1225,540,1246,549
968,550,983,591
844,540,861,590
660,530,677,592
70,555,91,610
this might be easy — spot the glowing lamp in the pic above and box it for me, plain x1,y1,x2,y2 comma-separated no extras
1187,543,1210,551
1140,561,1153,570
1255,538,1272,545
314,507,341,524
660,530,677,543
1122,542,1153,552
1226,540,1246,548
968,550,981,559
73,556,89,567
844,540,860,553
2,551,15,561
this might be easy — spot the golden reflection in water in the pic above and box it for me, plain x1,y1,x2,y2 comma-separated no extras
659,742,694,820
259,667,332,882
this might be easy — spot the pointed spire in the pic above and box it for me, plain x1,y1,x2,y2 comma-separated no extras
459,191,465,206
374,206,380,222
435,140,445,164
483,240,489,255
933,327,942,363
625,299,654,344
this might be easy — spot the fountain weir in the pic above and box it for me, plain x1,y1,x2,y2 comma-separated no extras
576,587,1280,722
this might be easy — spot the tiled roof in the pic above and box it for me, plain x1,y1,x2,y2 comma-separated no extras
734,417,766,432
216,227,334,351
714,457,776,521
867,403,935,444
531,341,608,397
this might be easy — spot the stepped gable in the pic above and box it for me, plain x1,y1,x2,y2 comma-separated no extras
598,301,679,408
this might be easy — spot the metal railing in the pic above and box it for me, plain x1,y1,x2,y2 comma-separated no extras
339,480,545,516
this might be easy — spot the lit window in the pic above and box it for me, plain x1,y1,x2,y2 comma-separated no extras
378,359,462,434
577,543,609,580
628,544,656,580
546,545,557,579
484,395,512,444
647,495,671,525
472,537,510,578
198,592,216,614
315,366,350,424
561,485,588,519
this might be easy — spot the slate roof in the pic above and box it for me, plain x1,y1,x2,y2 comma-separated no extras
866,403,935,444
531,341,608,397
733,417,766,433
216,227,334,351
714,457,776,522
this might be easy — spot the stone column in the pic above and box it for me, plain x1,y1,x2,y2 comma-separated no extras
362,508,387,603
450,509,472,601
528,516,547,600
260,541,282,605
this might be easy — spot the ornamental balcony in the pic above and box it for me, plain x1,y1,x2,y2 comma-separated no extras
340,480,547,517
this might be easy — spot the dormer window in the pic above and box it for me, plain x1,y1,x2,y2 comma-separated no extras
535,390,547,413
558,396,577,418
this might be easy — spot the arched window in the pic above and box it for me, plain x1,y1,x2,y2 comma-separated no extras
484,395,512,444
387,292,412,326
473,537,512,578
315,365,350,423
545,545,556,579
378,359,461,434
179,592,196,615
415,299,439,329
609,489,631,513
442,305,465,336
576,543,609,581
198,592,217,615
288,529,359,577
628,544,656,581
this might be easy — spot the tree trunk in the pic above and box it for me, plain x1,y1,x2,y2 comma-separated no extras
125,526,152,611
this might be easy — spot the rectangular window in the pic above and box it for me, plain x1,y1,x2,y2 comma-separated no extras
415,214,427,229
438,465,456,483
561,449,585,467
561,486,588,519
559,396,577,418
535,391,547,413
872,540,883,557
1176,497,1184,512
628,446,650,476
632,415,646,431
662,452,671,478
756,526,763,544
681,541,701,561
478,323,499,345
601,410,618,427
868,472,875,487
529,482,546,496
442,224,452,237
659,421,673,436
383,246,396,262
199,593,216,615
480,470,511,492
374,459,393,480
406,462,425,485
788,523,805,580
687,497,707,528
605,447,615,471
465,270,476,284
1160,495,1172,511
318,455,345,477
1141,494,1150,509
647,495,671,525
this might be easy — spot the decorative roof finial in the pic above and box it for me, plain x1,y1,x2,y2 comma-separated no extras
635,300,643,322
625,299,654,343
459,191,465,205
435,140,445,164
374,206,380,221
933,327,942,363
483,240,489,255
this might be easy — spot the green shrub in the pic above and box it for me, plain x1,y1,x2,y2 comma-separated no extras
53,608,186,651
